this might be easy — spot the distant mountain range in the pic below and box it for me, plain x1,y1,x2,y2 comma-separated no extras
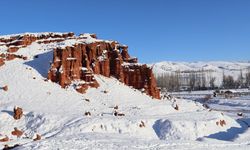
150,61,250,87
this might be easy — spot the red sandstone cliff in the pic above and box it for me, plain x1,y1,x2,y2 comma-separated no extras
47,34,160,99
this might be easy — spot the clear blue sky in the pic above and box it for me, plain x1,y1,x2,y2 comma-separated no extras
0,0,250,63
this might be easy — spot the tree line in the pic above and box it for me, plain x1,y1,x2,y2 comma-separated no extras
156,69,250,92
222,70,250,89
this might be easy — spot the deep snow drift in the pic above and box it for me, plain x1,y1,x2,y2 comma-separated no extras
0,33,249,149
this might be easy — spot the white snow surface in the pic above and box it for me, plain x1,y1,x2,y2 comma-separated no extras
0,35,249,149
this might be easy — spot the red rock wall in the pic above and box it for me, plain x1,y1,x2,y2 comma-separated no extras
48,38,160,99
123,64,160,99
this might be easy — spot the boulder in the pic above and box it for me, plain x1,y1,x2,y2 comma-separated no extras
11,127,23,138
33,134,41,141
13,106,23,120
2,85,8,91
0,136,9,142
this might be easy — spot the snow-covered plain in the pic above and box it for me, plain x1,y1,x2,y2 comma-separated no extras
0,34,250,149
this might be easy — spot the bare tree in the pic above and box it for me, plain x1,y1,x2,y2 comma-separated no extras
189,72,196,91
209,77,216,89
222,74,236,89
245,70,250,87
236,70,244,88
156,72,180,92
201,70,207,90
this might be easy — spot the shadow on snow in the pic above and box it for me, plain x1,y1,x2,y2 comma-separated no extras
24,51,53,78
205,118,250,141
1,110,14,117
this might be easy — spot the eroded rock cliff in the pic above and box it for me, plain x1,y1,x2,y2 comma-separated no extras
47,34,160,99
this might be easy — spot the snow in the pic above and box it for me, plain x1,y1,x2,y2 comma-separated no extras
0,32,72,39
55,34,114,49
0,34,250,149
152,61,250,74
66,57,77,60
169,89,250,144
151,61,250,87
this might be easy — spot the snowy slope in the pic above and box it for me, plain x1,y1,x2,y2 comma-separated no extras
0,33,249,149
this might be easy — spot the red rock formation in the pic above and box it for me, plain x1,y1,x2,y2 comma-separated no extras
122,64,160,99
13,106,23,120
48,34,160,99
0,32,74,45
7,46,19,53
11,128,23,138
2,85,8,91
33,134,41,141
47,44,100,93
0,58,4,66
220,120,226,127
1,32,75,54
0,136,9,142
4,54,26,61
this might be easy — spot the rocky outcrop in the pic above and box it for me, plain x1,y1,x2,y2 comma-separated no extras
11,128,23,138
0,136,9,142
7,46,19,53
2,85,8,91
0,32,75,66
0,58,4,66
33,134,41,141
13,106,23,120
123,64,160,99
0,32,74,47
48,34,160,99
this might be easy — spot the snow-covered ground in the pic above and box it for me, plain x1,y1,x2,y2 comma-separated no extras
169,89,250,148
0,34,250,149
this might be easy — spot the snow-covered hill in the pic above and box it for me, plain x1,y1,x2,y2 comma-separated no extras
151,61,250,87
0,33,250,149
